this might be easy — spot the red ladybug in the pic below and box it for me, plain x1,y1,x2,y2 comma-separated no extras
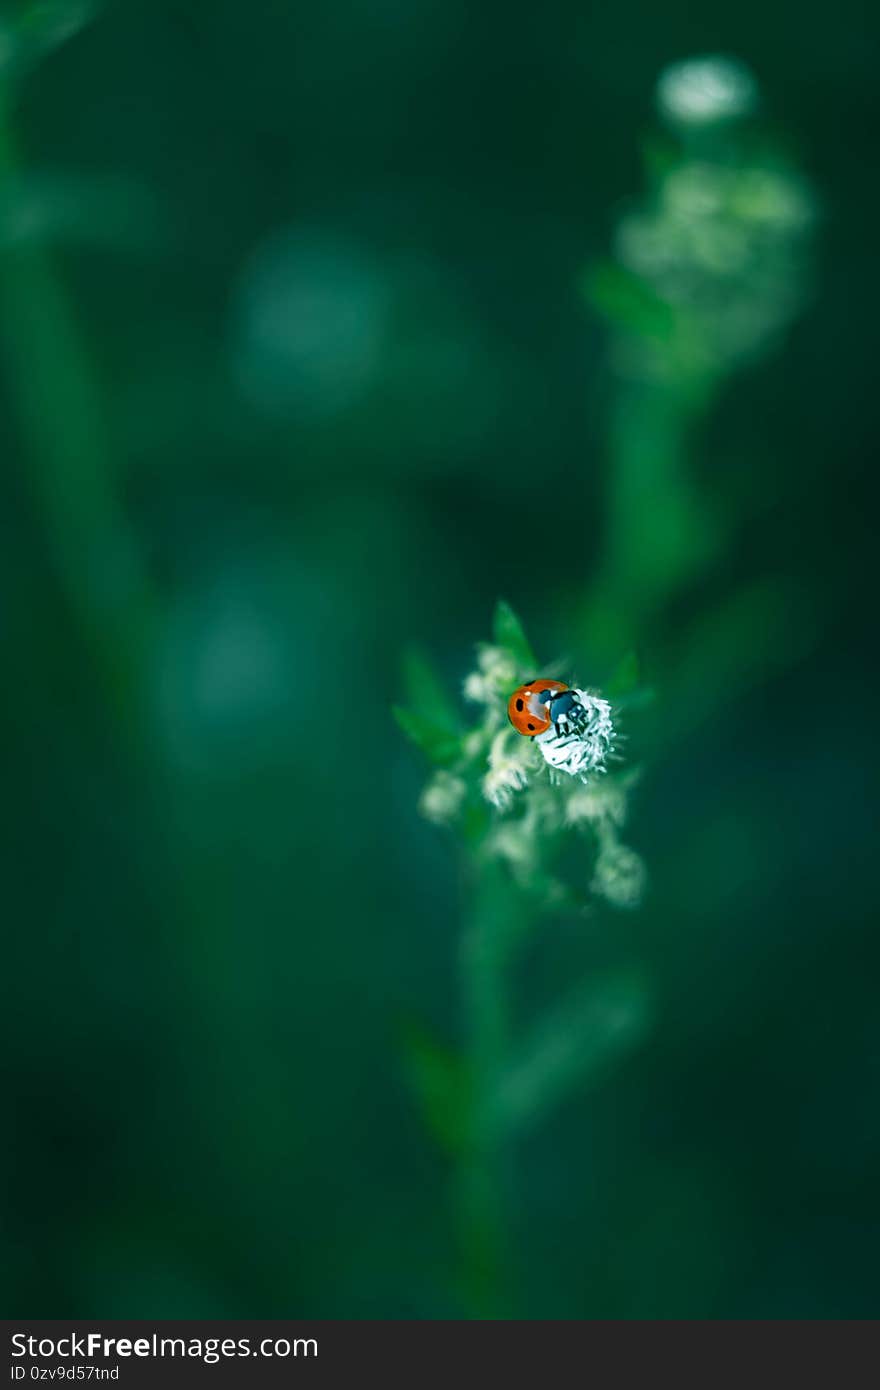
507,679,569,736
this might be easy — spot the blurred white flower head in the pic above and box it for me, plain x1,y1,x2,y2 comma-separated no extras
657,56,758,129
489,818,538,875
419,770,467,826
464,644,519,704
591,842,647,910
482,729,533,810
565,777,628,828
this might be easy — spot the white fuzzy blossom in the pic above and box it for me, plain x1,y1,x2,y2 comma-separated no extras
564,778,628,828
463,670,490,703
489,817,538,875
464,644,519,705
591,840,647,910
482,728,533,810
534,691,614,782
419,770,467,826
657,56,758,129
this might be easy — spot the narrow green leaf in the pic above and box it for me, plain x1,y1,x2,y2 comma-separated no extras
392,706,461,766
492,599,537,674
581,260,674,341
402,645,459,733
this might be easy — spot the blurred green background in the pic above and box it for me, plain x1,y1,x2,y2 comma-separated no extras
2,0,877,1318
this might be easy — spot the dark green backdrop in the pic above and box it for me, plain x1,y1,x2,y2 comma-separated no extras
2,0,877,1317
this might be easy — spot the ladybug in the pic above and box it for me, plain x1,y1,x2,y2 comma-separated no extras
508,679,590,738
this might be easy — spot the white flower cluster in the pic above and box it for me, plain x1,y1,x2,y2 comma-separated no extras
402,608,646,910
612,67,815,381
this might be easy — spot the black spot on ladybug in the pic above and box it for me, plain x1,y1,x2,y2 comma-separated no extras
515,698,524,712
527,722,535,731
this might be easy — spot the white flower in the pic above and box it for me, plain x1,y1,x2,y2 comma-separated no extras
489,820,537,873
462,729,485,760
565,779,627,828
483,761,529,810
657,56,758,129
419,770,467,826
482,728,533,810
465,644,520,705
591,842,647,909
534,691,614,781
463,671,490,703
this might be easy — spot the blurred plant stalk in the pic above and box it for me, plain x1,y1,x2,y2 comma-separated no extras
0,73,158,748
397,606,650,1314
399,56,816,1316
582,56,816,668
455,857,520,1315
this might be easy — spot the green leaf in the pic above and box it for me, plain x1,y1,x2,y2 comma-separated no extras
492,599,537,674
401,645,459,733
392,706,461,765
487,970,652,1138
581,260,674,342
401,1021,469,1155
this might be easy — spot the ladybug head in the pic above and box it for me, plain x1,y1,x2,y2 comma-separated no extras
507,679,569,737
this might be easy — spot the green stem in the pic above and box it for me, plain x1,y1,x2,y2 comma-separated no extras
456,856,519,1317
582,378,715,664
0,81,158,744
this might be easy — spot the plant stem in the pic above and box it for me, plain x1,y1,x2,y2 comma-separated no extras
456,855,520,1317
582,378,713,664
0,82,159,747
